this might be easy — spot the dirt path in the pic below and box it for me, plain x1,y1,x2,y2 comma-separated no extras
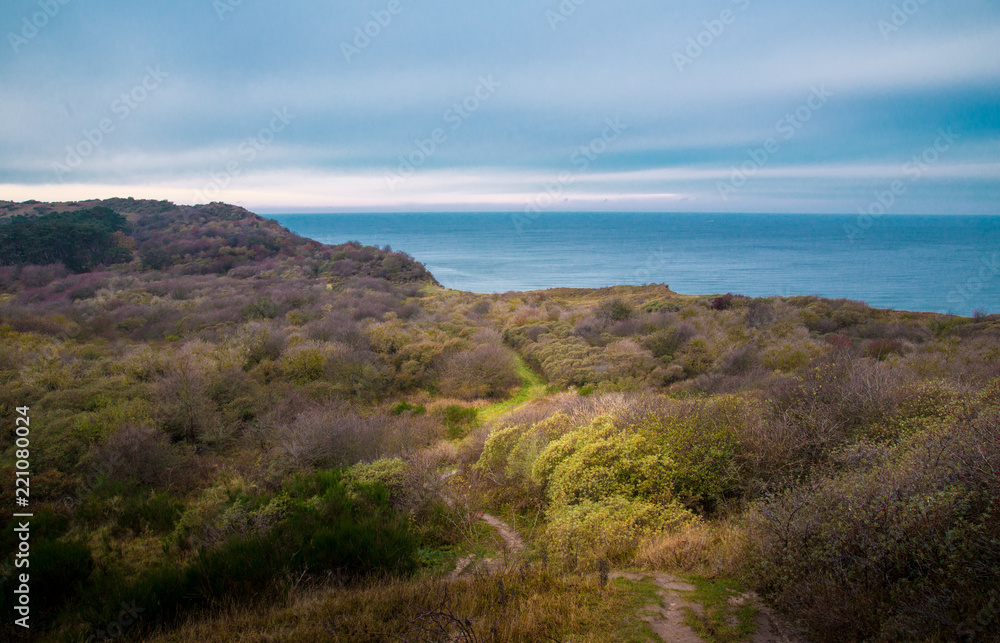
478,512,524,551
442,485,802,641
613,572,705,643
612,572,804,643
440,469,525,581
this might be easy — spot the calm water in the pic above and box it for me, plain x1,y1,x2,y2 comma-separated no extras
269,213,1000,317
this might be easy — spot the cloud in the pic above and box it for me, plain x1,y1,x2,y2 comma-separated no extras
0,0,997,211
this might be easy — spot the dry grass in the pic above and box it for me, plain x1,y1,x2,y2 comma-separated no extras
143,565,661,643
633,521,746,577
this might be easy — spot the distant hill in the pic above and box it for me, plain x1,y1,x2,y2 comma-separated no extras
0,198,437,285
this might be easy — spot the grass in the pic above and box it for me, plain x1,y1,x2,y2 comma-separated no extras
605,576,664,643
680,576,757,643
141,569,666,642
477,354,548,425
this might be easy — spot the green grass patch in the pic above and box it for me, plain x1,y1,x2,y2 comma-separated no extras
413,546,461,576
391,401,426,415
601,576,664,643
477,355,548,424
680,576,757,643
440,404,478,439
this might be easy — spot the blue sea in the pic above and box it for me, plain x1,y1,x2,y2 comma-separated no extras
268,213,1000,317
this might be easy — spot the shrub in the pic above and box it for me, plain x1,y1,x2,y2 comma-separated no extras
719,345,759,376
542,496,694,570
280,345,326,384
86,471,417,633
863,338,904,360
438,344,521,400
598,298,633,322
116,491,183,534
644,323,696,361
274,404,440,471
27,538,93,616
744,300,775,329
242,296,279,320
535,415,676,507
473,411,574,505
154,370,219,443
345,458,412,506
88,425,178,487
391,401,426,416
711,294,735,311
761,341,816,372
675,338,713,375
68,285,96,301
743,383,1000,642
748,359,913,487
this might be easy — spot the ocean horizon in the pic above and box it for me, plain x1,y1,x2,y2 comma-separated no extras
270,212,1000,318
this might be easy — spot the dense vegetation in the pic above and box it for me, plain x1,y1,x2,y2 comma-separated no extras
0,207,132,272
0,199,998,642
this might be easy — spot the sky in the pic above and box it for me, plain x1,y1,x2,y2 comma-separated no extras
0,0,998,214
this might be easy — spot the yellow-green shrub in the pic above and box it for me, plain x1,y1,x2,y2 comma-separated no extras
538,417,675,507
641,395,748,512
346,458,409,495
475,412,573,482
280,345,325,384
542,496,694,569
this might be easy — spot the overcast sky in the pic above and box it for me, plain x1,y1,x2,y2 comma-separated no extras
1,0,998,213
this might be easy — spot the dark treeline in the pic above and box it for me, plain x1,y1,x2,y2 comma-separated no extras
0,207,132,272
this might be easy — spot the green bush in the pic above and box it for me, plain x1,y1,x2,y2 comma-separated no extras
116,492,183,534
242,296,279,320
280,346,326,384
644,396,747,513
542,496,694,570
599,298,633,322
535,415,675,507
84,469,417,634
30,538,93,616
345,458,409,498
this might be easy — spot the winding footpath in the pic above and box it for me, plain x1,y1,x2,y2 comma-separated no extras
442,474,801,642
441,360,804,641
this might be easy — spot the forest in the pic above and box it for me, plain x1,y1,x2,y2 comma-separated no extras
0,207,132,273
0,199,997,642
